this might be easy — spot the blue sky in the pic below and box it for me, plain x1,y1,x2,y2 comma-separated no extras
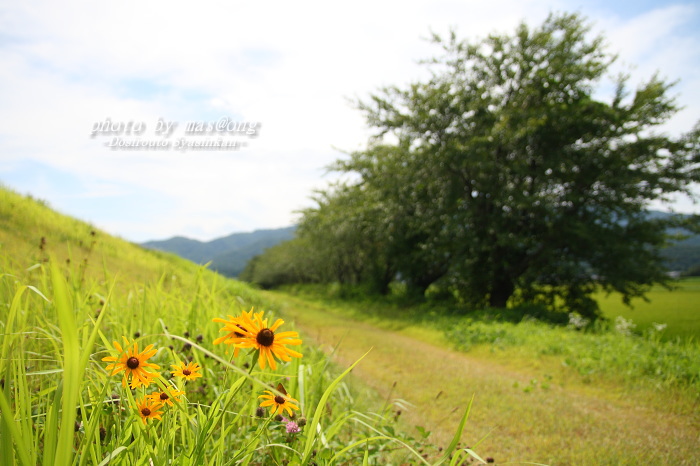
1,1,699,242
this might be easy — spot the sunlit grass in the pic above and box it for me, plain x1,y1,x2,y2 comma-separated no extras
7,184,698,463
0,249,479,463
1,257,474,464
0,185,214,293
0,187,485,464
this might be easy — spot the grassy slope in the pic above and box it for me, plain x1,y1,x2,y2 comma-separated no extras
0,187,208,289
3,186,697,464
0,187,309,361
1,187,422,464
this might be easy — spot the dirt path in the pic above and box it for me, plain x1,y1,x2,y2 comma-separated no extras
266,292,699,465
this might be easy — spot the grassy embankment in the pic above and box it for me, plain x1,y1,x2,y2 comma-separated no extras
1,187,466,465
3,185,698,464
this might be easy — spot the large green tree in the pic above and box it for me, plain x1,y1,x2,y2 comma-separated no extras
338,12,699,315
244,13,699,317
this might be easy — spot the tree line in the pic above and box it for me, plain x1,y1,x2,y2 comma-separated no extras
242,13,700,318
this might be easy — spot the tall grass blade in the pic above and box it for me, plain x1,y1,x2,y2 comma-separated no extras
349,414,430,465
0,389,32,466
51,260,83,465
0,284,33,465
0,285,27,375
435,393,475,465
301,348,371,464
42,384,60,465
97,446,128,466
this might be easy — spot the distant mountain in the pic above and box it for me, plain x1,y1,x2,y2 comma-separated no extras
140,210,700,278
661,229,700,273
141,226,296,277
647,211,700,273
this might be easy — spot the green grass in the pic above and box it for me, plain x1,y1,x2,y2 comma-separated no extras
0,255,448,464
4,184,699,464
0,186,479,465
0,185,223,293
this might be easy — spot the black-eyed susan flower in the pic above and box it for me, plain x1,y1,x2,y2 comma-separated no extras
258,391,299,418
136,397,163,424
147,387,185,407
214,308,302,371
102,336,160,389
171,361,202,381
212,311,249,357
258,384,300,418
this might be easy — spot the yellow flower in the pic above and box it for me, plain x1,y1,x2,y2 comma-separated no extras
147,387,185,407
171,361,202,381
214,308,302,371
258,385,300,418
102,336,160,389
212,311,248,357
136,396,163,424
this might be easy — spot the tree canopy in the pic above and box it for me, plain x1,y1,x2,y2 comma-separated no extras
243,12,700,317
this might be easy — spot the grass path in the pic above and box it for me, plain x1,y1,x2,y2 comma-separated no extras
264,291,700,465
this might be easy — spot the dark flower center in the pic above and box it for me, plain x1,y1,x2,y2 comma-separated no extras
183,369,191,376
160,393,169,401
274,395,286,404
126,357,140,369
257,328,275,347
141,408,151,416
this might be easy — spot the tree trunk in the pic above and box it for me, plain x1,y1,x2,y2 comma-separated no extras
489,276,515,308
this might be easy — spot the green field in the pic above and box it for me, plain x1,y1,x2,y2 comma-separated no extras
597,279,700,341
